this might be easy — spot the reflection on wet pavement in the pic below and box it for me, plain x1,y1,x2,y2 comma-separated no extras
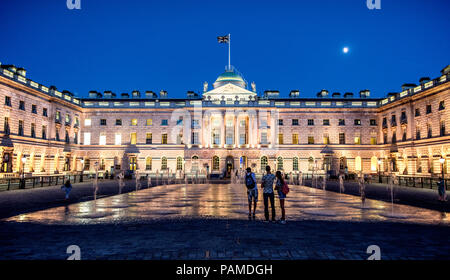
4,184,450,226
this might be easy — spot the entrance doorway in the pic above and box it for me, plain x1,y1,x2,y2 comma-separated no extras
129,156,137,172
226,156,234,178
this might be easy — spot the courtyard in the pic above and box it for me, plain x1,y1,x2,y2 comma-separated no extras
1,183,449,260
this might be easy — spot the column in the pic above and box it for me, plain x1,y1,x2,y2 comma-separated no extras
220,112,225,147
234,115,239,147
248,114,253,147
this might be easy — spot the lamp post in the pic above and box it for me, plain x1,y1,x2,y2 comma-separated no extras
20,155,26,189
439,157,445,178
378,159,382,183
80,158,84,182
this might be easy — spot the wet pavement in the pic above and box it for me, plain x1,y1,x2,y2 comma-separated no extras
1,184,450,260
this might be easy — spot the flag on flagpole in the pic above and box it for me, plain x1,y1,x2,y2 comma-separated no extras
217,35,229,43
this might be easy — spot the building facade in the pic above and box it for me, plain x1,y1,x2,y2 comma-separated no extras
0,63,449,178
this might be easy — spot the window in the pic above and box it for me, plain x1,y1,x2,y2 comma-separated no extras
260,119,268,127
338,119,345,126
55,111,61,122
84,119,91,126
292,134,299,144
131,119,138,126
84,133,91,145
370,137,377,145
293,157,299,171
19,101,25,110
354,119,361,126
212,156,220,171
115,133,122,145
162,133,168,144
308,136,314,144
130,132,137,144
427,124,432,138
339,133,345,144
382,117,387,128
177,157,183,170
3,117,9,135
323,134,329,144
55,130,60,141
392,132,397,143
400,111,407,124
146,157,152,170
192,119,199,128
42,125,46,139
65,114,70,124
354,136,361,144
426,104,432,114
145,119,153,126
65,131,70,143
74,132,78,144
212,129,220,145
261,132,268,144
146,133,152,144
260,156,268,172
4,96,11,106
440,121,446,136
292,119,299,126
31,105,37,114
116,119,122,126
383,132,387,144
18,120,24,136
177,133,183,144
415,108,420,117
43,108,48,117
191,156,199,172
99,135,106,145
370,119,377,126
402,129,407,141
161,157,168,170
161,119,168,126
323,119,330,126
308,157,314,171
416,128,421,140
75,117,79,126
176,118,183,125
31,123,36,138
439,101,445,111
277,157,283,171
100,119,107,126
278,134,284,144
192,132,199,144
307,119,314,126
278,119,283,126
239,133,246,145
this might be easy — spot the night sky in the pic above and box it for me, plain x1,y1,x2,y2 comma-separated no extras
1,0,449,98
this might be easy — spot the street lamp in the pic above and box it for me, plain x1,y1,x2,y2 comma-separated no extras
439,157,445,178
20,155,26,189
378,159,382,183
80,158,85,182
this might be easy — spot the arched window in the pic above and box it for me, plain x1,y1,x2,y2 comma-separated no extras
84,158,90,171
260,156,268,172
212,156,220,171
370,156,378,172
339,157,347,170
191,156,199,172
176,157,183,170
146,157,152,170
100,158,105,170
416,156,422,173
293,157,299,171
308,157,314,171
161,157,167,170
355,156,362,172
277,156,283,171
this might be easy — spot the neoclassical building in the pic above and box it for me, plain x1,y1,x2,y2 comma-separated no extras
0,62,449,178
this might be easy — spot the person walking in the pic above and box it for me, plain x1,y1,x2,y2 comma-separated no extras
244,167,258,220
61,180,72,200
275,171,287,224
438,177,447,201
261,165,276,222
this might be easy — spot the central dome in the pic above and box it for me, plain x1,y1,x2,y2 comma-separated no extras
213,69,247,89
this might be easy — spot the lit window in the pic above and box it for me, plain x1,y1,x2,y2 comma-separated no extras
354,137,361,144
146,119,153,126
99,135,106,145
84,119,91,126
293,157,299,171
370,137,377,145
146,157,152,170
177,157,183,170
161,157,168,170
146,133,152,144
323,134,329,144
130,132,137,144
84,133,91,145
277,157,283,171
131,119,138,126
162,133,168,144
212,156,220,171
115,134,122,145
292,134,299,144
308,136,314,144
278,134,284,144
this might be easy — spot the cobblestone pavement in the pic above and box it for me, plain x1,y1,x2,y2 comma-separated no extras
1,184,449,260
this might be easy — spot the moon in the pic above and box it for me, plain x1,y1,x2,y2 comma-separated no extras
343,47,349,54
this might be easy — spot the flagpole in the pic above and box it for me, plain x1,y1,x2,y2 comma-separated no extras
228,33,231,70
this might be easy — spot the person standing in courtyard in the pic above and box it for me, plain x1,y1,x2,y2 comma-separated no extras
275,171,288,224
61,180,72,201
261,165,276,222
118,171,125,194
438,177,447,202
244,167,258,220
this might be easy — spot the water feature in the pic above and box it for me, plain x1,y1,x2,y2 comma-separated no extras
339,174,345,194
322,176,326,190
118,171,124,194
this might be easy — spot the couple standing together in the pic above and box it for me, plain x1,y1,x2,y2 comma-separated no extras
245,165,288,224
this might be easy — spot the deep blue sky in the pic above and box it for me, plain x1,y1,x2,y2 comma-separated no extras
1,0,449,99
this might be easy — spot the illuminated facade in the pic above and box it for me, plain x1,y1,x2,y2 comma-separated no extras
0,63,449,178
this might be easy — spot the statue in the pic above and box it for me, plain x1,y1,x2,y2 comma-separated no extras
203,81,208,93
251,81,256,92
